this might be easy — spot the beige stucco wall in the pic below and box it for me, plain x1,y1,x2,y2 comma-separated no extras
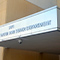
3,48,59,60
3,49,41,60
5,0,43,23
0,47,4,60
0,0,7,25
0,0,7,59
57,0,60,8
0,47,59,60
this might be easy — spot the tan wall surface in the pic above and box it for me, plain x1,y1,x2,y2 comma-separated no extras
3,48,41,60
5,0,43,23
3,48,59,60
57,0,60,8
0,47,4,60
0,0,7,25
0,0,7,60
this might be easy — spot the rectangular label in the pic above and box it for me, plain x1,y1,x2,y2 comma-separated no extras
0,7,57,41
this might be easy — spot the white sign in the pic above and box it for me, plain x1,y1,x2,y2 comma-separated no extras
0,6,57,41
